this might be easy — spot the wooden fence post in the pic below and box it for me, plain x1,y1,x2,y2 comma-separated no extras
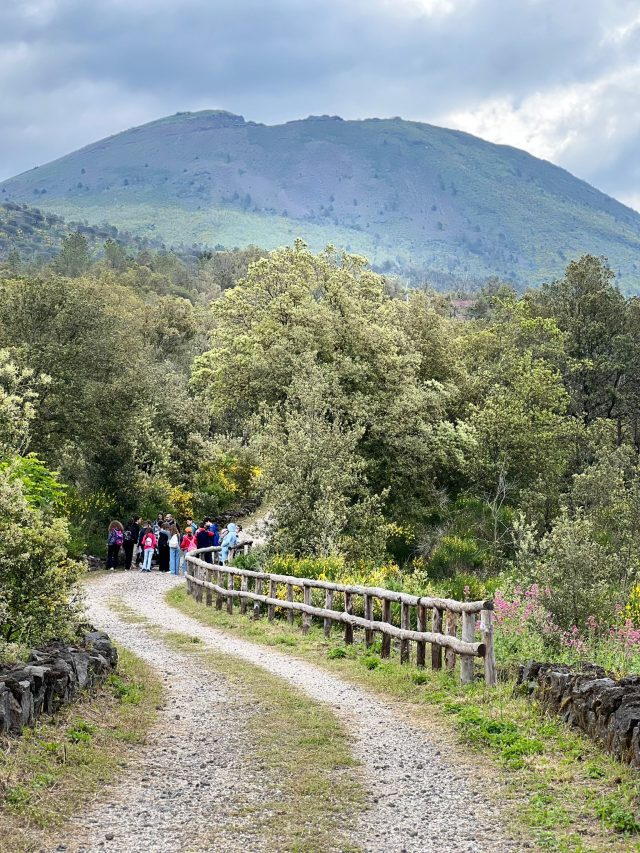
416,603,427,668
324,589,334,637
240,575,248,614
254,578,263,620
226,572,234,614
302,584,312,635
344,592,354,644
444,610,458,673
431,607,443,670
215,567,223,610
460,610,475,684
286,583,294,625
481,608,497,687
381,598,391,658
205,566,213,607
194,565,203,604
400,602,411,664
268,579,277,621
364,594,373,648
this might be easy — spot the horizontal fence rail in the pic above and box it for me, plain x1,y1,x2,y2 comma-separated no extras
185,549,497,686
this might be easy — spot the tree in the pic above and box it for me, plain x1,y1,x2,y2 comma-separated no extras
0,348,42,457
192,242,460,524
0,275,147,499
54,231,91,277
528,255,629,427
104,238,128,271
259,362,387,559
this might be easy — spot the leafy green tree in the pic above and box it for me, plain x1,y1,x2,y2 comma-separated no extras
0,275,148,499
535,512,620,631
466,351,573,504
528,255,629,427
259,362,387,559
104,238,128,271
192,242,460,524
54,231,91,277
0,348,42,456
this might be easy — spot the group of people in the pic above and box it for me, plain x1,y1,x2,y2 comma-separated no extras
106,513,242,574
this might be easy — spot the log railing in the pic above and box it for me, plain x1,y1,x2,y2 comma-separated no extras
185,548,497,686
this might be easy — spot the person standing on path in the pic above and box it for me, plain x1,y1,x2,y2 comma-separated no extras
219,522,238,565
196,521,215,564
140,524,156,572
168,524,181,575
106,521,124,570
157,523,171,572
180,526,196,575
123,519,138,571
136,520,147,567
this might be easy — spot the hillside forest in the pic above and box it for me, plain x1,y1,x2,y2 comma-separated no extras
2,233,640,675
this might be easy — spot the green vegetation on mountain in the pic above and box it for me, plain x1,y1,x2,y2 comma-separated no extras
0,201,164,265
2,111,640,289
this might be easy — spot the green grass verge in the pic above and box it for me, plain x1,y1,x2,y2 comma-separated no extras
166,584,640,853
146,626,364,852
0,647,162,852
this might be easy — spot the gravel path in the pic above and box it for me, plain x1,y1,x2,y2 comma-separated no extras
76,572,515,853
54,582,269,853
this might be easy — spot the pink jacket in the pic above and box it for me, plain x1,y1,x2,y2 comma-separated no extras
141,532,157,551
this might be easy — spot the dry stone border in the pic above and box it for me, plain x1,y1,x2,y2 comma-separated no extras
80,572,516,853
518,661,640,768
0,631,117,735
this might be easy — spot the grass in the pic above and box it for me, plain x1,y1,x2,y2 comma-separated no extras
149,626,365,852
166,584,640,853
0,647,162,852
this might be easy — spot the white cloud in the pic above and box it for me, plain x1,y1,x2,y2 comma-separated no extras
440,61,640,201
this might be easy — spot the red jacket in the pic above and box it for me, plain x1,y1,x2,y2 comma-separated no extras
181,533,196,552
141,532,157,551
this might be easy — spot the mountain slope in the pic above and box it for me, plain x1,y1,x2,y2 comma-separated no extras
0,201,164,263
2,110,640,289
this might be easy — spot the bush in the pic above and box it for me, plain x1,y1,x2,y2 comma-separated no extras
0,462,83,646
427,535,486,579
536,513,622,630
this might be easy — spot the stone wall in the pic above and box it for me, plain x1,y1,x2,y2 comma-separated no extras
0,630,117,736
517,661,640,768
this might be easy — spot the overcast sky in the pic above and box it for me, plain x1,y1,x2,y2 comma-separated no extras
1,0,639,209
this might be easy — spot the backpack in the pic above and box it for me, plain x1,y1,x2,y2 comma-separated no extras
108,528,123,547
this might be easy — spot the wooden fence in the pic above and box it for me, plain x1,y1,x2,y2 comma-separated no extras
185,547,497,686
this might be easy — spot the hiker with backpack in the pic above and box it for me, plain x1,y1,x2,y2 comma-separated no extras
106,520,124,570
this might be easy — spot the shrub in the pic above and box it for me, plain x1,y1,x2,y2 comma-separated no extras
427,535,486,579
536,512,622,630
0,462,83,646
